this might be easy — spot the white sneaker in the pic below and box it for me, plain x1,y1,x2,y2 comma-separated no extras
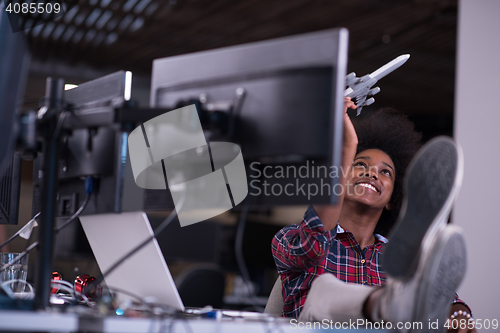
376,225,467,333
383,136,464,279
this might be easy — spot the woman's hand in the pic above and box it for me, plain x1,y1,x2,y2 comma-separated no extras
343,97,358,148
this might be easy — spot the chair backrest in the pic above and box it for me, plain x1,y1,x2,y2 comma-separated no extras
176,264,225,308
264,276,283,316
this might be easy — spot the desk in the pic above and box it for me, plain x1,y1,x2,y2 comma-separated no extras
0,310,78,332
0,309,387,332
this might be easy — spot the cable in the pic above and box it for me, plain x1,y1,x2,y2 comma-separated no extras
235,197,252,289
51,278,76,290
1,279,35,300
97,193,186,285
56,177,94,233
101,285,151,307
54,285,92,306
52,279,91,302
0,212,40,251
234,195,265,312
55,195,90,233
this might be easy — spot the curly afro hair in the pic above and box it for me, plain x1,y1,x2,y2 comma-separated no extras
351,107,422,236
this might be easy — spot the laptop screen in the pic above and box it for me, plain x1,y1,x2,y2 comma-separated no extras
79,211,184,311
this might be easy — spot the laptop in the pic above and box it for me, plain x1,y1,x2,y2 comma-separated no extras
79,211,184,311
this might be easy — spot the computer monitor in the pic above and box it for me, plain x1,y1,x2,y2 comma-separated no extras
29,71,155,260
32,71,149,220
0,151,22,225
150,28,349,206
0,4,30,224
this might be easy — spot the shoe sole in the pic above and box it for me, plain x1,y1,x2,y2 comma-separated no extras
383,136,464,279
411,225,467,333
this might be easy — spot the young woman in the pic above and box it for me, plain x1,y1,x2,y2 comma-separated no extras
272,98,420,315
272,98,474,333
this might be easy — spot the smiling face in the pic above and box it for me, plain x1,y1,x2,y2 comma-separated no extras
345,149,396,210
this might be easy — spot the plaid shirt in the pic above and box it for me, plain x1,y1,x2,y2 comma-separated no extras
271,205,388,318
271,206,466,318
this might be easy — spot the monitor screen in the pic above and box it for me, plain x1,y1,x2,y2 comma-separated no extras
150,28,349,206
0,5,30,224
0,4,30,168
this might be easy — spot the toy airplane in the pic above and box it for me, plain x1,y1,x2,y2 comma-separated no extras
345,54,410,115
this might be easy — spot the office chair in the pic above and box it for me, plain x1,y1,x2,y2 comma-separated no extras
175,264,225,308
263,276,283,316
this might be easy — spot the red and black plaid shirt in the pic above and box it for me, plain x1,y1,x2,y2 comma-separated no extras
271,206,388,318
271,206,465,318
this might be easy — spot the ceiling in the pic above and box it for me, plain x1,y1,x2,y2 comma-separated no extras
23,0,458,138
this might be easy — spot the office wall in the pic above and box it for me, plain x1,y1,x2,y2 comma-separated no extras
454,0,500,324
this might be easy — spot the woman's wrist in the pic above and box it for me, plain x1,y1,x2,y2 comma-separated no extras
450,309,473,320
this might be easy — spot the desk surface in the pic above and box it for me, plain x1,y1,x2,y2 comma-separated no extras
0,309,387,332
